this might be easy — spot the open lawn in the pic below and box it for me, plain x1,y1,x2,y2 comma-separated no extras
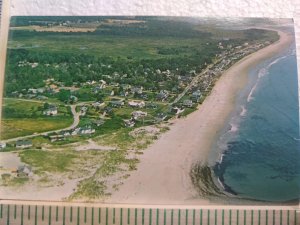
1,98,73,139
1,117,73,139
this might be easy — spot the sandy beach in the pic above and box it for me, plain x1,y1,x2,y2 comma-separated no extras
107,29,293,205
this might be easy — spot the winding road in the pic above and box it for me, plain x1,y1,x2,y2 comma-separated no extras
1,100,93,143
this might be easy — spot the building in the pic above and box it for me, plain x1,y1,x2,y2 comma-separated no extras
36,95,48,100
131,87,143,95
110,100,124,108
128,100,145,108
192,90,202,102
80,106,88,115
69,95,78,103
156,90,169,101
49,135,65,142
17,165,33,177
16,140,32,149
92,101,105,109
93,119,105,127
124,119,135,127
171,107,185,115
43,105,58,116
131,111,147,120
183,99,193,108
156,113,167,122
0,142,6,150
79,126,95,135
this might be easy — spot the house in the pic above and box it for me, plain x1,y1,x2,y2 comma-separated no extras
49,135,65,142
110,100,124,108
37,88,45,93
131,111,147,120
99,80,107,85
78,126,95,135
92,101,105,109
124,119,135,127
121,84,131,90
93,119,105,127
131,87,143,95
140,94,148,100
178,75,192,83
36,95,48,100
43,105,58,116
120,91,129,97
25,94,36,99
183,99,193,108
146,102,158,109
128,100,145,108
60,131,71,137
0,142,6,150
156,90,169,101
71,128,80,136
192,90,202,102
17,165,33,177
69,95,78,103
80,106,88,115
92,86,102,94
71,126,95,136
16,140,32,149
104,107,113,114
171,107,185,115
28,88,38,94
156,113,167,122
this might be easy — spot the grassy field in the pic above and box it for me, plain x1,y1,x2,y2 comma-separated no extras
1,118,73,139
1,98,73,139
8,34,209,60
19,150,76,173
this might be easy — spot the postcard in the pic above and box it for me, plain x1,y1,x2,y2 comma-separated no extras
0,16,299,205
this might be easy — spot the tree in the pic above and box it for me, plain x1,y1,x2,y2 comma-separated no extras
43,102,50,109
58,89,71,103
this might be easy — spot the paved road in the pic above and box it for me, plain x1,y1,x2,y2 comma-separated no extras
2,100,93,144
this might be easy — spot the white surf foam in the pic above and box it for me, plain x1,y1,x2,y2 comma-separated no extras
240,105,247,116
247,55,288,103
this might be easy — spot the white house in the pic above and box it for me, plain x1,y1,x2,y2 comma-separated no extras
16,140,32,149
43,106,58,116
128,100,145,108
0,142,6,149
79,126,95,135
131,111,147,120
124,119,135,127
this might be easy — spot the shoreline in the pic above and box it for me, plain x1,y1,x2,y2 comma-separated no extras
107,29,294,205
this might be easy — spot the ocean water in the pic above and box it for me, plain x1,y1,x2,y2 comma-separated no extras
213,42,300,202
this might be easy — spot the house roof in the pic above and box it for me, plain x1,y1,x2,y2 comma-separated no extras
16,140,32,146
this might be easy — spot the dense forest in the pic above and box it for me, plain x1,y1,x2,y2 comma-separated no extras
5,17,278,96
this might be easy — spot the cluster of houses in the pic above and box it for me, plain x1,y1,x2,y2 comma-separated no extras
189,41,268,95
48,125,96,142
0,140,34,150
124,110,148,127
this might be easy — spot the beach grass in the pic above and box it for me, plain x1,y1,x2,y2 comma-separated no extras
19,150,77,173
69,178,107,200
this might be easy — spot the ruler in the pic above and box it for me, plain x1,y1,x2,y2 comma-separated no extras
0,203,299,225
